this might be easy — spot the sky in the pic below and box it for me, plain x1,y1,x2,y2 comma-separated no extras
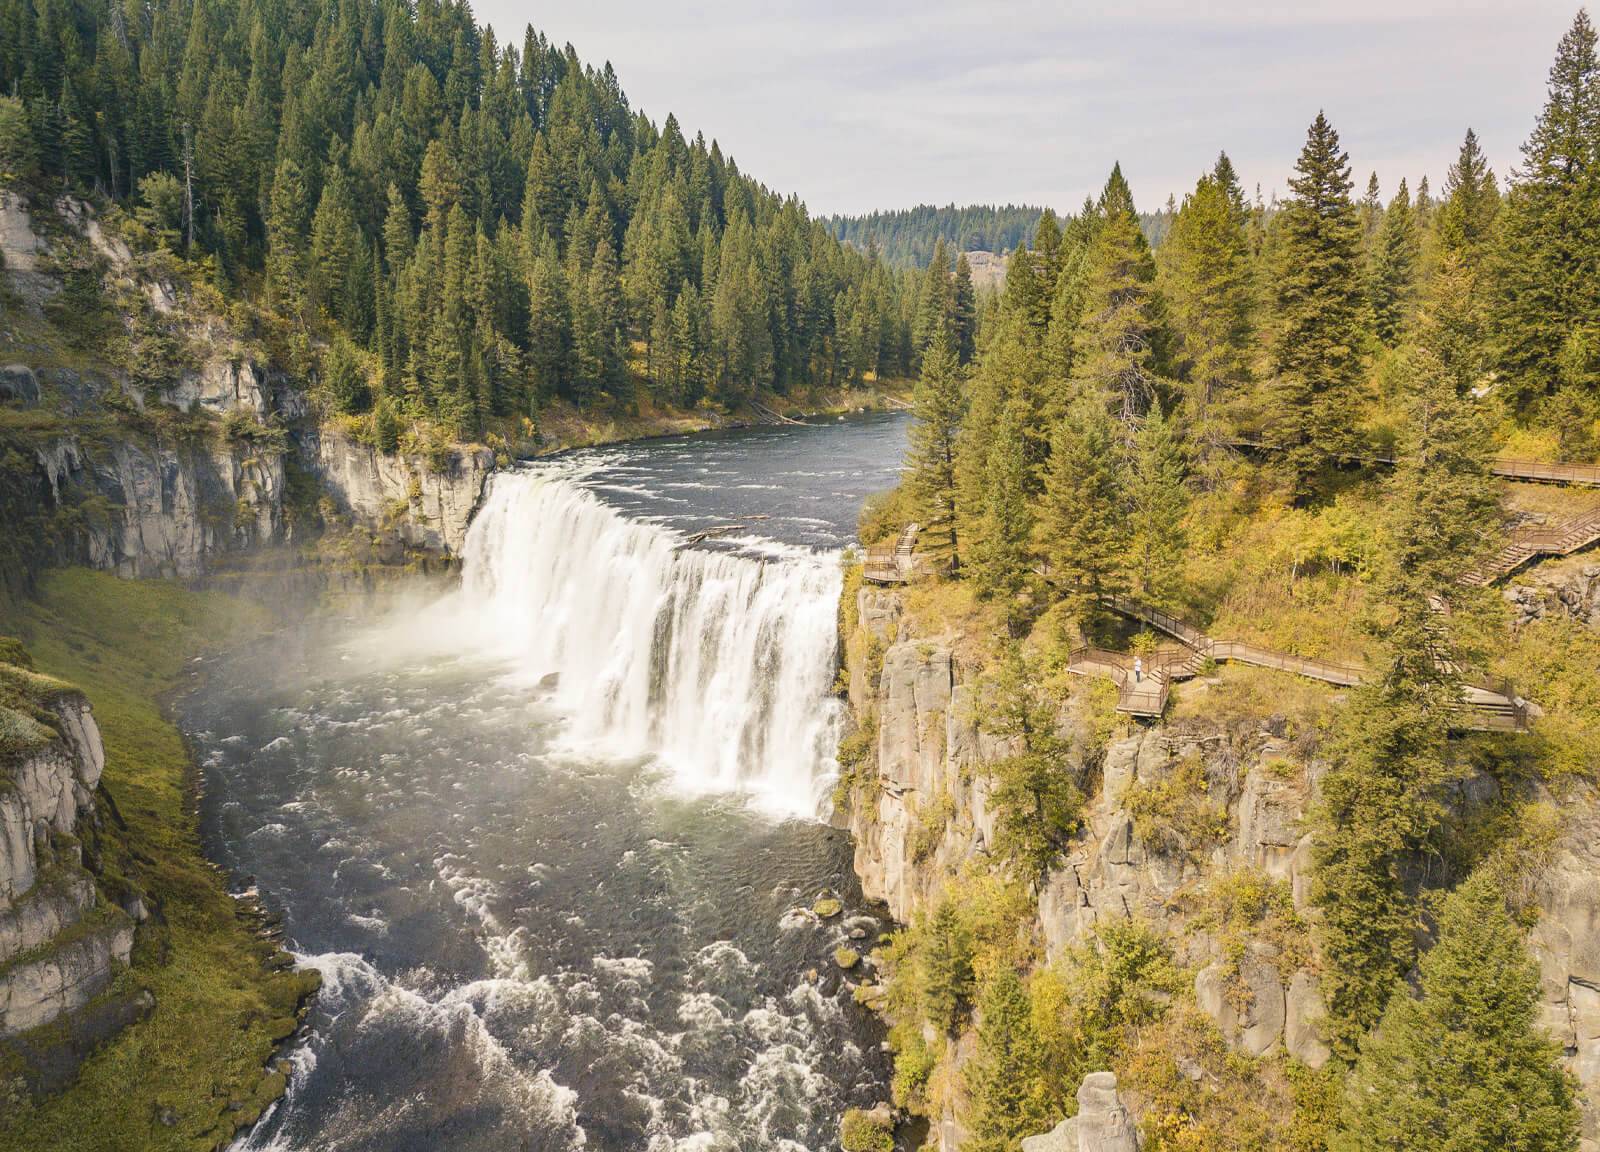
473,0,1586,219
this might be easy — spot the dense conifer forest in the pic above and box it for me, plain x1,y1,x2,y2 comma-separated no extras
856,11,1600,1152
826,204,1046,268
0,0,922,437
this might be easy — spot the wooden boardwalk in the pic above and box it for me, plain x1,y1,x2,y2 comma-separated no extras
1460,505,1600,587
863,523,920,584
1068,591,1528,731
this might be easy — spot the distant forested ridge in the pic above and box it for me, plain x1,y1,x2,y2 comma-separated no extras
0,0,917,436
827,204,1045,268
828,202,1180,269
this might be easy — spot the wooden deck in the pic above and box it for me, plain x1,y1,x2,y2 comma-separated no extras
1067,591,1528,730
863,523,920,584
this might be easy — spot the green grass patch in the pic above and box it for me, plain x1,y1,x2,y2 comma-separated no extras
0,569,315,1152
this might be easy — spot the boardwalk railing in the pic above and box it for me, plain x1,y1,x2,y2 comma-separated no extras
1461,505,1600,586
1063,589,1527,730
1490,459,1600,487
863,523,921,584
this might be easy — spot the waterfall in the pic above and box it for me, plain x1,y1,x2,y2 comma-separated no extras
457,468,845,816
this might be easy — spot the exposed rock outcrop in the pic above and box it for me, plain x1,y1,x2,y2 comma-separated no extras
1021,1072,1139,1152
30,431,286,579
1531,799,1600,1149
311,424,496,560
1505,563,1600,630
0,673,132,1041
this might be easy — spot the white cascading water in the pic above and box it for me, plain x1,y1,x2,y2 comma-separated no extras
457,467,845,816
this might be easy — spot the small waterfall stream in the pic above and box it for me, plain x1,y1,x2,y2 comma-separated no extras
458,467,846,815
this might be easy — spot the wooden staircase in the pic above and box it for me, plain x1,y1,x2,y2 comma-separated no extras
1460,506,1600,587
863,523,920,584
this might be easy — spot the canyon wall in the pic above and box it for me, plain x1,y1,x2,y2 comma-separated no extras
841,580,1600,1150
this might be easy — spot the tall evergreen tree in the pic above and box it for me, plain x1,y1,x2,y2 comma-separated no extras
1071,164,1164,424
967,398,1035,632
1125,403,1188,608
1312,347,1497,1055
904,329,966,567
1493,10,1600,411
966,969,1054,1152
1040,395,1125,627
1369,179,1420,347
1273,112,1366,497
1436,129,1500,267
1161,167,1255,443
1333,872,1581,1152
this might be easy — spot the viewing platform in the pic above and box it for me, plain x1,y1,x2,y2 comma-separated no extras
1067,591,1528,731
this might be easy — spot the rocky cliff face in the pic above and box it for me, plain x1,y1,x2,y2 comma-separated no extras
841,582,1599,1148
2,192,499,586
0,667,136,1040
310,424,494,560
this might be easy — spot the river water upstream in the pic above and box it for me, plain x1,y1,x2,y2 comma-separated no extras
186,412,910,1152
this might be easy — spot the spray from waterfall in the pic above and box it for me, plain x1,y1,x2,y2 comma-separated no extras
454,468,846,816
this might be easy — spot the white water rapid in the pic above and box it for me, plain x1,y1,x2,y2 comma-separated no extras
456,467,846,816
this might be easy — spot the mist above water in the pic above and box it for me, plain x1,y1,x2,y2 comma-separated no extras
199,414,910,1152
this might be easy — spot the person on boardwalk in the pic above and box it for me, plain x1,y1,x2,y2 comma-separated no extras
1133,656,1143,684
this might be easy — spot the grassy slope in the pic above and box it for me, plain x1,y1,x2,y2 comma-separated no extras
0,569,313,1152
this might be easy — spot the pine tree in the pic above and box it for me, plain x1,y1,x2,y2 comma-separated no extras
966,969,1053,1152
1436,129,1499,267
1040,395,1125,627
981,644,1083,878
1072,164,1164,424
1378,346,1499,684
1368,179,1420,347
1313,348,1497,1055
1126,403,1188,608
1360,171,1384,246
1333,872,1581,1152
967,398,1035,632
905,329,966,567
1493,11,1600,411
1273,113,1367,497
266,157,310,317
310,163,362,321
952,252,978,365
922,901,975,1035
1161,168,1255,442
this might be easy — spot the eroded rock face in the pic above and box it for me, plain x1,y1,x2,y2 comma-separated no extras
0,694,133,1040
313,425,494,558
0,698,106,909
163,357,273,416
0,913,135,1035
0,191,45,274
0,364,39,407
1505,565,1600,630
1531,799,1600,1149
0,871,97,966
1021,1072,1139,1152
30,433,287,578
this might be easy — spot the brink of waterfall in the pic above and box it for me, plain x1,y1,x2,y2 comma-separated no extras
456,467,846,816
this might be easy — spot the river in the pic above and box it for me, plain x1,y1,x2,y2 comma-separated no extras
186,411,911,1152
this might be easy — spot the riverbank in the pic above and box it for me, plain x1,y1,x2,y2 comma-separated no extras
529,381,914,458
0,570,319,1152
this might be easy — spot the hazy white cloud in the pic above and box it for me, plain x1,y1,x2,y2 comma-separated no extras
472,0,1581,216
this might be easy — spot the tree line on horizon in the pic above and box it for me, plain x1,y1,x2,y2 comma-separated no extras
827,201,1180,269
0,0,933,439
